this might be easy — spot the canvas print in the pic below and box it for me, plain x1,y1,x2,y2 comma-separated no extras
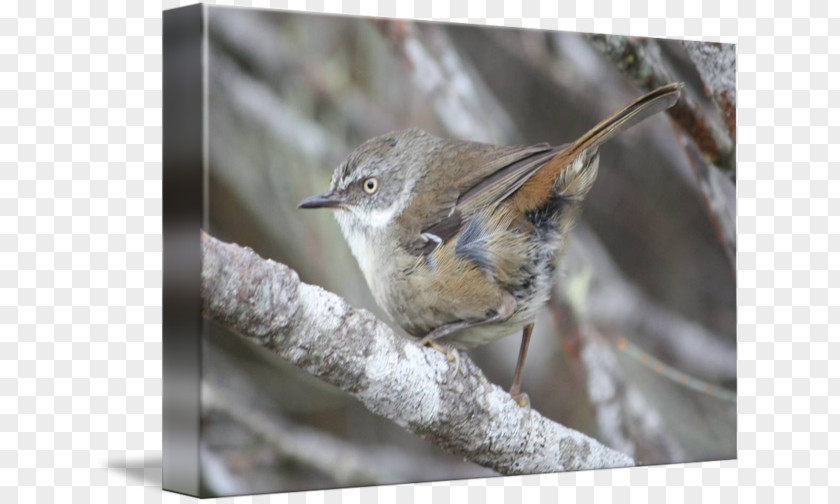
164,4,736,497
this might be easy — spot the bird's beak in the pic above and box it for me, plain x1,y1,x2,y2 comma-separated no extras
298,190,345,209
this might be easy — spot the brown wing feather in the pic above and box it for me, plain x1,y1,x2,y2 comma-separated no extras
398,141,556,255
455,146,567,214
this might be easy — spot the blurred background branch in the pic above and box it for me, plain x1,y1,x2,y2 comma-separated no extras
587,34,735,179
566,224,736,383
371,20,519,144
586,34,736,271
202,7,736,494
203,383,463,487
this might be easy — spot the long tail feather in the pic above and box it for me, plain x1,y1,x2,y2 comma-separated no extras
567,82,684,156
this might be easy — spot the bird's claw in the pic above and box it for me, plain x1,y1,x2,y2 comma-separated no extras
510,391,531,409
510,391,534,439
422,339,460,378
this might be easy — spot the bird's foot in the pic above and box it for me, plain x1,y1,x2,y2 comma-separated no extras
422,339,461,378
510,389,534,437
510,391,531,409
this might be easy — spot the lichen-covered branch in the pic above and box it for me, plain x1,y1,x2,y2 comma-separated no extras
588,34,735,179
200,231,634,475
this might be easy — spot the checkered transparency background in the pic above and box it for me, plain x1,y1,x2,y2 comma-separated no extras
0,0,835,502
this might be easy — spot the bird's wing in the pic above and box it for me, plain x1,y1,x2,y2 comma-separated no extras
399,83,685,256
454,144,568,215
399,141,567,256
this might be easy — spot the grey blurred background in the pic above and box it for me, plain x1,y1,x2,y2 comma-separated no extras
200,6,736,496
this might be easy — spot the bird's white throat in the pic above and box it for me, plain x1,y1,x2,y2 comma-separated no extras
332,187,414,295
333,210,385,285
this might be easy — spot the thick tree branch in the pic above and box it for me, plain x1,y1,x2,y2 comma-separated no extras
200,231,634,475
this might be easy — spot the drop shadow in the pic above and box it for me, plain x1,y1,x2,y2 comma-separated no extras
108,456,163,487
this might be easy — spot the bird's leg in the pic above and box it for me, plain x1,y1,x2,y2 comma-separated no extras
509,323,534,408
419,295,515,346
419,295,516,378
419,319,483,345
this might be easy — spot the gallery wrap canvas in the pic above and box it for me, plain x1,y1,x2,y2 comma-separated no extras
163,4,736,497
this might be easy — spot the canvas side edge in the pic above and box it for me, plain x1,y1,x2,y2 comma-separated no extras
162,3,205,497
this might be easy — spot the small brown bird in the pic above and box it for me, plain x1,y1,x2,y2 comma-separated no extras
300,83,682,406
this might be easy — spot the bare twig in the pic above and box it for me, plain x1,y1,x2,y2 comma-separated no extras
681,41,736,141
587,34,735,179
199,231,634,475
613,337,736,402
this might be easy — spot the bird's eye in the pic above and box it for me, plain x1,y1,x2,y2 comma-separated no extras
363,177,379,194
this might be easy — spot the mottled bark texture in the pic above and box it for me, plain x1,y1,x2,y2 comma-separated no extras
682,41,736,141
200,231,634,475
